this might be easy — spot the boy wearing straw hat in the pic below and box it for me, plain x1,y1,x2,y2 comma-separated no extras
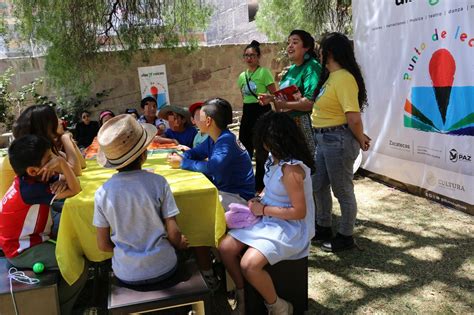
93,114,188,285
158,105,198,148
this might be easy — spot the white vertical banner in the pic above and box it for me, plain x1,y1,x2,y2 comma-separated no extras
353,0,474,212
137,65,170,110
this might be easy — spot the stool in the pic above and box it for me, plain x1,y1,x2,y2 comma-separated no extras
108,260,211,314
244,257,308,315
0,258,60,315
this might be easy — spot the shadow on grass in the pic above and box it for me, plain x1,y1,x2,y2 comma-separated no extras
308,217,474,314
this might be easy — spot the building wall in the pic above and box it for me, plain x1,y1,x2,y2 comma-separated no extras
0,43,285,124
204,0,268,45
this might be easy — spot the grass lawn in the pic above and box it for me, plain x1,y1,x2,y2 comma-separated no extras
307,176,473,314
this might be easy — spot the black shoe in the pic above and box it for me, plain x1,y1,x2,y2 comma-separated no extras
321,233,355,252
312,224,333,243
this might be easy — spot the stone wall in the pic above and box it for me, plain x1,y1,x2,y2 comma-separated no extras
0,43,285,123
204,0,268,45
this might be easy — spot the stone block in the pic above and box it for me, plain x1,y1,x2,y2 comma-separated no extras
192,68,212,84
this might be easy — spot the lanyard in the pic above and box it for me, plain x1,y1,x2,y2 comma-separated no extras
245,66,260,82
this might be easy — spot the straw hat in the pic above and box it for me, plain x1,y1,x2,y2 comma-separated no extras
97,114,157,169
158,105,192,125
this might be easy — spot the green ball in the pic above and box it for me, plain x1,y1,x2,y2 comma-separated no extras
33,262,45,274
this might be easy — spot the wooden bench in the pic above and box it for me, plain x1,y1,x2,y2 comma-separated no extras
244,257,308,315
0,257,60,315
108,260,211,314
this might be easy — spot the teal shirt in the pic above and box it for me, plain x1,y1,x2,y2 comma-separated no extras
238,66,275,104
280,58,321,117
193,131,208,148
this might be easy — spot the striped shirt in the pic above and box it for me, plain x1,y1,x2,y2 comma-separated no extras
0,176,56,258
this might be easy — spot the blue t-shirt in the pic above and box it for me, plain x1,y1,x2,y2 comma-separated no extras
165,126,198,148
181,130,255,200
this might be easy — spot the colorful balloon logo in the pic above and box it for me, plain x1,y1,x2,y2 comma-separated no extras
404,48,474,136
150,86,159,101
429,49,455,124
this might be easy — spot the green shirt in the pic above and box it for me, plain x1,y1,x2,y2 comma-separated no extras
238,66,275,104
280,58,321,117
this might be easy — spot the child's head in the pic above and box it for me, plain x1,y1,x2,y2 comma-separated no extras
253,111,315,171
124,108,139,119
13,105,59,142
158,105,191,131
99,110,115,126
97,114,157,170
201,98,233,131
140,96,158,118
8,135,52,177
189,102,205,130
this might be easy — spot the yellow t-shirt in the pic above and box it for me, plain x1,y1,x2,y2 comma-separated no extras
312,69,360,128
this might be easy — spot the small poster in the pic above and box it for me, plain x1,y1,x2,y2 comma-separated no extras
138,65,170,109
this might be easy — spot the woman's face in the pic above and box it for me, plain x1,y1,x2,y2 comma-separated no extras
81,112,90,125
243,47,260,68
287,35,308,62
57,118,65,135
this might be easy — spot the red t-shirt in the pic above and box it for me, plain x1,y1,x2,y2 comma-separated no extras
0,176,56,258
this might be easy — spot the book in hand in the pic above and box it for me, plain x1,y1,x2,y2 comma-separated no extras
273,85,300,101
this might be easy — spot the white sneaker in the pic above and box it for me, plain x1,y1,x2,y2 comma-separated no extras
265,296,293,315
230,289,245,315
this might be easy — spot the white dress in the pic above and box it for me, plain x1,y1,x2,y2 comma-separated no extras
229,157,315,265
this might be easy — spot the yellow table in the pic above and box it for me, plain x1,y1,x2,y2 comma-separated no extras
0,155,16,197
56,153,226,285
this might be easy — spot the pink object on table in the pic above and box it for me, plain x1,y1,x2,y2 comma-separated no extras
225,203,260,229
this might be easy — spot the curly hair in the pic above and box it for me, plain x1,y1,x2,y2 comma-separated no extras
314,32,368,111
253,111,315,172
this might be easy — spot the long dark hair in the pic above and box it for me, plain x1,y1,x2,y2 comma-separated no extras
289,29,318,61
314,32,368,111
13,104,60,153
254,111,315,172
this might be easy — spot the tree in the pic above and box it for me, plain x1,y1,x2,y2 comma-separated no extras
255,0,352,41
0,68,51,130
10,0,212,94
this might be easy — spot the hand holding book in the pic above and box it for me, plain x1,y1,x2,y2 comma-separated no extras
273,85,301,102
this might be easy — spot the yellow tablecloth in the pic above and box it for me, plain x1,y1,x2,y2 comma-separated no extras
0,156,16,197
56,153,226,285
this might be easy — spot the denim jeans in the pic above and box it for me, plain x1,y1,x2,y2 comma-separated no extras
312,128,360,236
